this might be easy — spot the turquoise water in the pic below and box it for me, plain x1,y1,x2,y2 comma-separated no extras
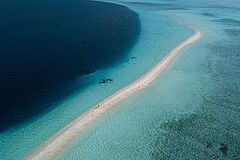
2,0,239,159
0,1,193,160
59,0,240,159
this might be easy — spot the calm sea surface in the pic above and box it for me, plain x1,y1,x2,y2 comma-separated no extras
0,0,140,131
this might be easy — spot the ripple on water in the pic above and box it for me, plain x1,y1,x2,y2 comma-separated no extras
212,18,240,27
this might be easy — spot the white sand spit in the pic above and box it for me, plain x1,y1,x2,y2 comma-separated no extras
26,30,202,160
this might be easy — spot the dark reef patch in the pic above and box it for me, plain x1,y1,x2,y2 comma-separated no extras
208,42,240,58
99,78,113,84
212,18,240,27
201,13,217,18
219,143,228,156
0,0,140,131
224,28,240,40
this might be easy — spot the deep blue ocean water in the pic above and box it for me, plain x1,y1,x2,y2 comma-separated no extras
0,0,140,131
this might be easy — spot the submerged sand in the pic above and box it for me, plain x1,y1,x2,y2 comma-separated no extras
26,30,202,160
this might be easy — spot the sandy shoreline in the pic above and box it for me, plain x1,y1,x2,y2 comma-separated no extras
25,30,202,160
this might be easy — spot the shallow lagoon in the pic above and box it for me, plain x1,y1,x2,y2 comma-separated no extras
60,0,240,159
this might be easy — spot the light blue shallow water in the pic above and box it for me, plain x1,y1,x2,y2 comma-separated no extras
0,1,193,160
59,0,240,159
